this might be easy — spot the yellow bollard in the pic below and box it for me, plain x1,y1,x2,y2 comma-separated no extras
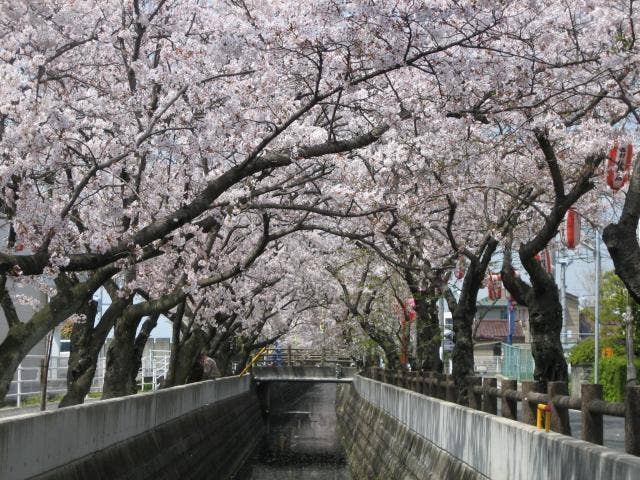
536,403,551,432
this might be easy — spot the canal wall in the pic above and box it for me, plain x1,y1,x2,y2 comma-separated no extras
337,381,484,480
339,375,640,480
0,376,264,480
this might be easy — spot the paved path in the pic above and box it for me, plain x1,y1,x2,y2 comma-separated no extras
569,409,625,452
503,399,625,452
0,398,99,420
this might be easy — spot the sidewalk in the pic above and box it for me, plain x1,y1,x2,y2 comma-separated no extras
0,398,99,420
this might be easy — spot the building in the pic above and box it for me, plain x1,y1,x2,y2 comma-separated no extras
472,293,582,374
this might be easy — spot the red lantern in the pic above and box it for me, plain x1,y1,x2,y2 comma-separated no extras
535,248,553,274
455,257,466,280
487,273,502,301
607,143,634,191
565,208,581,249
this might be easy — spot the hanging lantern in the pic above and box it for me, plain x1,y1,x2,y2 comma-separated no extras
406,297,416,322
607,143,634,191
536,248,553,274
455,256,466,280
565,208,581,249
487,273,502,301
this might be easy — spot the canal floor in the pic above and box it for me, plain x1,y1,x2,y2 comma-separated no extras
235,383,350,480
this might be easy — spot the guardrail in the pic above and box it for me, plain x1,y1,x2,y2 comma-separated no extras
6,350,172,407
250,346,354,368
365,367,640,456
5,355,74,407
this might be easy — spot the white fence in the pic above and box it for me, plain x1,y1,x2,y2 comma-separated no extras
139,349,170,391
6,350,172,407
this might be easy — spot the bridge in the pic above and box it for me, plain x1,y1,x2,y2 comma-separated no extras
251,365,356,383
2,366,640,480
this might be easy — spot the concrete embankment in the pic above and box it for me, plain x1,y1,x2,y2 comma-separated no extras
0,376,263,480
337,375,640,480
337,382,483,480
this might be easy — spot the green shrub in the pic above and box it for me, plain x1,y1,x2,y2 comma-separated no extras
568,337,625,365
596,355,640,402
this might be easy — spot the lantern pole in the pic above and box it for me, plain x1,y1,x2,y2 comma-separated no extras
594,227,601,384
559,255,568,347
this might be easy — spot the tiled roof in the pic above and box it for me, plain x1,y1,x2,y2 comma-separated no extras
475,320,524,341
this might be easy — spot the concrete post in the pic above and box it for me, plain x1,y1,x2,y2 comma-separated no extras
445,374,456,402
548,381,571,435
423,372,431,396
625,385,640,455
152,354,157,391
434,373,445,399
501,379,518,420
482,378,497,415
16,364,22,408
581,384,603,445
467,377,482,410
522,381,543,426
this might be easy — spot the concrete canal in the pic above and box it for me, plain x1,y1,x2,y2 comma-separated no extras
235,383,350,480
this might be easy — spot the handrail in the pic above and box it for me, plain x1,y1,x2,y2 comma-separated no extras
364,367,640,456
239,346,269,376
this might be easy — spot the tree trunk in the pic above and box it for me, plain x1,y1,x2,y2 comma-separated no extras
102,313,141,399
603,159,640,304
450,239,497,405
164,302,185,387
128,314,160,391
502,251,568,385
59,301,100,407
451,283,481,405
413,289,442,372
357,317,401,370
59,291,133,407
163,328,207,387
0,290,98,402
0,268,117,403
525,282,567,384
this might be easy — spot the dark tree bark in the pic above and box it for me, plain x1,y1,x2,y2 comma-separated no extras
502,246,568,385
59,284,133,407
331,261,402,370
603,159,640,304
59,301,100,407
102,291,184,398
167,328,209,386
499,129,602,385
449,239,498,404
164,300,187,388
0,267,117,403
410,285,443,373
128,313,160,390
102,312,141,398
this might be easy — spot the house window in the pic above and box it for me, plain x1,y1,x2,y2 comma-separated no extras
60,340,71,353
500,309,508,320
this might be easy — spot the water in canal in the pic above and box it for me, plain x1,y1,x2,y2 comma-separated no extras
235,383,351,480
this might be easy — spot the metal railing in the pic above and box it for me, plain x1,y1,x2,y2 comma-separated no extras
6,350,171,406
501,343,534,381
252,346,354,368
365,367,640,456
139,349,170,391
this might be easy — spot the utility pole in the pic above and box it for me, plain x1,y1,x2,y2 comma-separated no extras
594,229,601,384
438,297,445,362
559,257,568,347
624,305,637,386
582,228,602,383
